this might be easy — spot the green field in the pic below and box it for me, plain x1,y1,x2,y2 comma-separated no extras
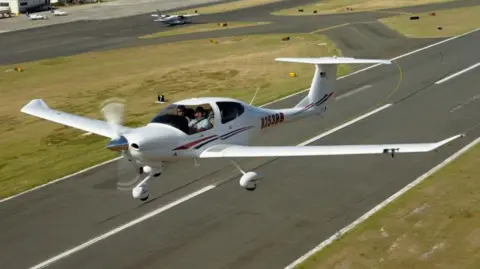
0,33,352,199
138,22,270,39
379,5,480,38
294,141,480,269
272,0,455,16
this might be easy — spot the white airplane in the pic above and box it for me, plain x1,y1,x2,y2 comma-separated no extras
27,13,47,20
151,10,199,26
20,57,463,201
52,9,68,16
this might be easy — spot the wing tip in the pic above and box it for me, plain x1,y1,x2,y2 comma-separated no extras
20,99,48,114
436,133,465,148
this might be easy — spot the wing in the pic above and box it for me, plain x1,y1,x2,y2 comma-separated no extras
154,17,175,22
182,14,199,17
21,99,132,139
199,135,463,158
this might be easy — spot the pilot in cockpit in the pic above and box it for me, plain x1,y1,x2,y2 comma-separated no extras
176,105,186,117
176,105,190,121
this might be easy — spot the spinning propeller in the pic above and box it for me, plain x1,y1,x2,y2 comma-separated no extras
101,98,125,138
99,98,143,191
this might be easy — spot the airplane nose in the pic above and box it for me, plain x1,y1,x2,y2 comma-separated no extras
106,135,130,152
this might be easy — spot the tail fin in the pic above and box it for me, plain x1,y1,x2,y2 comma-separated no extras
275,57,391,107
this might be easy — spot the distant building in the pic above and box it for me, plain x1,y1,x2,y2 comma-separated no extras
0,0,12,15
2,0,51,15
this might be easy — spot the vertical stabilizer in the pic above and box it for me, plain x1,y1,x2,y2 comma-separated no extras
275,57,391,108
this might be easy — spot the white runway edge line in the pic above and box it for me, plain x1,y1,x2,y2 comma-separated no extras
2,27,479,204
283,136,480,269
435,61,480,84
28,104,392,269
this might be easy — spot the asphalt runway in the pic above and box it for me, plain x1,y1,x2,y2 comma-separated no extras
1,26,479,269
0,0,479,65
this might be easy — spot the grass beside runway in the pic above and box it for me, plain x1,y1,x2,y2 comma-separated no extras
0,33,351,199
272,0,455,16
379,5,480,38
293,141,480,269
138,22,271,39
174,0,283,15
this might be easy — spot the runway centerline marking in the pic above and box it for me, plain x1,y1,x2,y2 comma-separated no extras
450,94,480,112
27,104,393,269
435,61,480,84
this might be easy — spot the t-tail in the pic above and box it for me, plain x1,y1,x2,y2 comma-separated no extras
275,57,392,112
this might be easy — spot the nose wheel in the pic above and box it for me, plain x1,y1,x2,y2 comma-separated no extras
132,166,162,201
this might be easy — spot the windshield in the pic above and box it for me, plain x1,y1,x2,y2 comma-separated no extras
149,103,215,135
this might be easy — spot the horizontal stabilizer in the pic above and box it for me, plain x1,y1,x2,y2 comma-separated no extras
275,57,391,65
21,99,132,139
199,135,463,158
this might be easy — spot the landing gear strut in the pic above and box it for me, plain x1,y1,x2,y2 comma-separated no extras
132,165,162,201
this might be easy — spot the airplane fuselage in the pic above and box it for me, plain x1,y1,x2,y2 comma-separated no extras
121,95,333,168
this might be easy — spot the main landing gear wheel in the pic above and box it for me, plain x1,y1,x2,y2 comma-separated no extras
245,184,256,191
231,161,261,191
131,165,162,202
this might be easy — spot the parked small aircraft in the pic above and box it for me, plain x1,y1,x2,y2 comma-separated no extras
151,9,199,25
21,57,463,201
52,9,68,16
26,13,47,20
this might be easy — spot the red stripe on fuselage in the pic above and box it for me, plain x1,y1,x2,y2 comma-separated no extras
173,135,217,150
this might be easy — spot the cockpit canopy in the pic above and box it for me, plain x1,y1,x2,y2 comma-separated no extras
150,103,215,135
149,100,246,135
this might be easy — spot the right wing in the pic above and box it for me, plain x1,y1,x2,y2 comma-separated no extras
199,135,464,158
21,99,132,139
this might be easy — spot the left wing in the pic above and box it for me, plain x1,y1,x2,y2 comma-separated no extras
199,135,463,158
21,99,132,139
